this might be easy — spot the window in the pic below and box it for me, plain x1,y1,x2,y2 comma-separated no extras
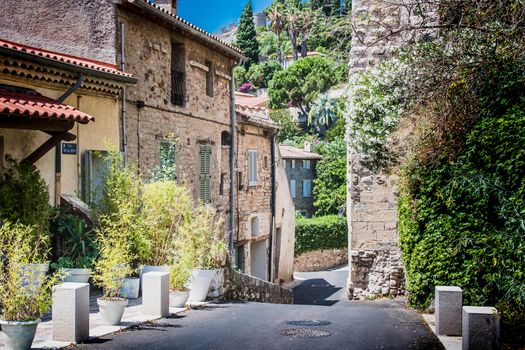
263,156,268,169
205,60,214,97
291,159,296,169
220,173,225,195
221,131,231,146
283,159,286,168
303,179,312,198
248,149,258,186
171,42,186,106
235,245,245,272
251,216,260,236
238,171,244,190
199,144,212,203
303,160,311,169
290,179,296,198
159,139,177,180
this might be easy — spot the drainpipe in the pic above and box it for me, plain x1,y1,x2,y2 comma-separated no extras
229,60,241,264
268,131,277,282
54,74,84,206
120,22,128,164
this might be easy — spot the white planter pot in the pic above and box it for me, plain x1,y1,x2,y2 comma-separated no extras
169,290,190,308
20,263,49,293
97,298,128,326
120,277,140,299
187,269,215,302
62,268,91,283
139,265,170,291
0,319,40,350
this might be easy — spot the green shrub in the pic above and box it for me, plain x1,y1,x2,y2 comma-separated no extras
399,105,525,323
295,215,347,255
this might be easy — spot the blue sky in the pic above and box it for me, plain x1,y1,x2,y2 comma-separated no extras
178,0,273,33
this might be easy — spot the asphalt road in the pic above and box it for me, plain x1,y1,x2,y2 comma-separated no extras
69,269,443,350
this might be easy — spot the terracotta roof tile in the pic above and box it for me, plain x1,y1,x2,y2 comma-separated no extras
0,38,132,78
279,145,322,160
0,88,95,123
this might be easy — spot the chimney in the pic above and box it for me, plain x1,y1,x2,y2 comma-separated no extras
304,141,312,153
155,0,177,15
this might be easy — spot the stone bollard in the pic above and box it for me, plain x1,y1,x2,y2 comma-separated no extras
52,282,90,343
435,286,463,336
142,271,169,317
462,306,500,350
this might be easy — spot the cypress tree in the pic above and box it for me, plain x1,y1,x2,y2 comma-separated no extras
330,0,341,16
236,1,260,68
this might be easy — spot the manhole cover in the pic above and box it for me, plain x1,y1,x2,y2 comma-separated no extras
279,328,332,338
286,320,331,327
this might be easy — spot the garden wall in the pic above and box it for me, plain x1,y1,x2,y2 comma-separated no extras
294,249,348,272
208,267,293,304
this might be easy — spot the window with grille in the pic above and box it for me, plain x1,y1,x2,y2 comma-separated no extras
199,144,212,203
158,140,177,180
171,42,185,106
248,149,258,186
303,179,312,198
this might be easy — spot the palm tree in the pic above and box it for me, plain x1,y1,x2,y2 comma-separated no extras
284,3,301,61
308,95,340,128
298,7,317,58
266,3,285,64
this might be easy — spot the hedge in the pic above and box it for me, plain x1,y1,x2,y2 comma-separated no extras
295,215,347,256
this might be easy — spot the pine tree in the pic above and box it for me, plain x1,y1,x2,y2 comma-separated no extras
342,0,352,15
330,0,341,16
236,1,260,68
310,0,324,10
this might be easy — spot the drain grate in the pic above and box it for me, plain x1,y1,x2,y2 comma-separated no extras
286,320,331,327
279,328,331,338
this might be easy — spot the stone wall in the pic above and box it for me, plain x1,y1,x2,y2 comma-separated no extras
294,249,348,272
208,267,293,304
283,159,318,217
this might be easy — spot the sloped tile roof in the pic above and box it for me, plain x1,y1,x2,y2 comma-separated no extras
0,88,94,123
0,38,133,78
279,145,322,160
235,103,278,129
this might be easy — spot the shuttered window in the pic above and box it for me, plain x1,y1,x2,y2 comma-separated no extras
290,179,296,198
248,149,258,186
199,144,212,203
159,140,177,180
303,179,312,198
303,160,311,169
291,159,296,169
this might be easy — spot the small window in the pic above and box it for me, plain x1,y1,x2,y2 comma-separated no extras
291,159,296,169
221,131,231,146
220,173,225,195
248,150,258,186
290,179,296,198
205,60,214,97
159,140,177,180
303,179,312,198
263,156,268,169
238,171,244,190
303,160,311,169
283,159,286,168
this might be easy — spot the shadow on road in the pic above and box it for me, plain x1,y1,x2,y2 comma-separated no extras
292,278,342,306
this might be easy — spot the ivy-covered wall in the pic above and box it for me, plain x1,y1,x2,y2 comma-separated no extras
399,105,525,323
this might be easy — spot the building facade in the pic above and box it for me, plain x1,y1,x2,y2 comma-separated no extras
279,144,321,217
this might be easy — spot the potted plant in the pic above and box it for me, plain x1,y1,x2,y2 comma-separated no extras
0,222,60,350
169,262,192,308
51,214,97,283
92,217,133,326
186,204,227,303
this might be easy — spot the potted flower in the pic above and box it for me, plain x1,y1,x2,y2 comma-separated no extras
186,204,227,303
92,217,133,326
169,261,192,308
0,222,60,350
51,214,97,283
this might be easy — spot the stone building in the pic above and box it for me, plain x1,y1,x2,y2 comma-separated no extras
279,143,321,217
0,38,136,206
347,0,436,298
0,0,296,284
234,103,295,283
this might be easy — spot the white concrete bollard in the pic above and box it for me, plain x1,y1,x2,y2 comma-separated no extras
435,286,463,336
462,306,500,350
52,282,90,343
142,271,169,317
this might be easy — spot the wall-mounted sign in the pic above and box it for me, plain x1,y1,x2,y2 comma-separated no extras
62,143,77,155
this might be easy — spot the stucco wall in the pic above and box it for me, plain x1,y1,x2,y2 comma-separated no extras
0,0,118,64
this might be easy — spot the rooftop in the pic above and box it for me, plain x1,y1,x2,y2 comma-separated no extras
234,92,269,109
279,145,322,160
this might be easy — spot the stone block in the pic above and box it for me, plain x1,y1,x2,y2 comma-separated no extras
52,282,89,343
142,271,169,317
435,286,462,336
462,306,500,350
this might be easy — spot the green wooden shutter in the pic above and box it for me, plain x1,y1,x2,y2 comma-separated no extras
199,144,212,203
